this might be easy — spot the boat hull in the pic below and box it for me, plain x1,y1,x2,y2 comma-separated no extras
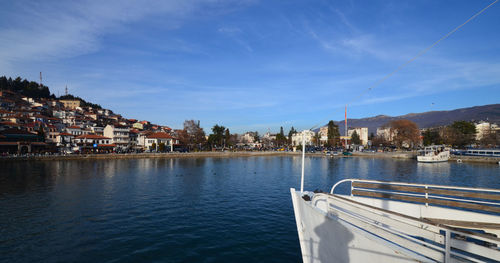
290,189,421,263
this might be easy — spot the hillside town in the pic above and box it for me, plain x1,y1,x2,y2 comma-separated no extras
0,84,499,156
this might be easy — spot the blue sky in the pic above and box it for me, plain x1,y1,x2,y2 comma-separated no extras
1,0,499,133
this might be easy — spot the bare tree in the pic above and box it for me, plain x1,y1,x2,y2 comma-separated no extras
479,128,498,148
183,120,206,151
389,119,420,149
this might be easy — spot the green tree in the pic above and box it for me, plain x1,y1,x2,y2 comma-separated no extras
151,142,157,151
276,126,286,146
159,142,166,152
446,121,476,148
37,125,46,142
224,129,231,147
253,131,260,143
209,124,226,148
351,131,361,145
422,129,442,146
327,120,340,147
288,127,296,145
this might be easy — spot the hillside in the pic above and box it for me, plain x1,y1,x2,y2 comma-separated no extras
333,104,500,135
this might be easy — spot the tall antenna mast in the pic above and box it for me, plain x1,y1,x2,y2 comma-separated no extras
39,72,42,88
65,85,68,96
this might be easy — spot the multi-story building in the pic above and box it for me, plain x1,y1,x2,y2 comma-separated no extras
66,125,83,136
143,132,177,152
242,132,256,144
90,126,104,136
377,127,393,142
45,124,59,143
59,99,80,110
348,127,369,146
104,124,130,150
74,134,114,153
475,122,492,141
319,126,329,144
56,132,75,153
291,130,316,146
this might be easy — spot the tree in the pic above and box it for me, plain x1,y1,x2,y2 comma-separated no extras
327,120,340,147
151,142,157,151
312,132,320,146
159,142,166,152
389,120,420,149
183,120,206,151
351,131,361,145
37,125,46,142
224,129,231,147
253,131,260,143
372,135,390,148
209,124,226,148
478,128,498,147
276,126,287,146
288,127,297,145
422,129,442,146
447,121,476,148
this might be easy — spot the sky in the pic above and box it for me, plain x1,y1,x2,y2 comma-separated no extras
1,0,499,134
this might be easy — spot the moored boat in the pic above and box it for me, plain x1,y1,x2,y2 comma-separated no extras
417,145,450,163
290,179,500,262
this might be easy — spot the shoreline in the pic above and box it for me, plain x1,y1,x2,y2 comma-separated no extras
1,151,498,164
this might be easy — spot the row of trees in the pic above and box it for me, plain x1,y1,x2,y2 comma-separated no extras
422,121,497,148
176,119,496,151
0,76,103,109
0,76,53,99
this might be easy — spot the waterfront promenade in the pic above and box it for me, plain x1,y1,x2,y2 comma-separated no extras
2,150,499,164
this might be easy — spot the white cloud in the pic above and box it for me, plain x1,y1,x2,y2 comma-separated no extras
0,0,250,70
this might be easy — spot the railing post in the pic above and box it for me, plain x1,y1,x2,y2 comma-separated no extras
445,230,451,263
425,185,428,207
351,180,354,197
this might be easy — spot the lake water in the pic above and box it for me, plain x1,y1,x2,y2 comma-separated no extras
1,156,499,262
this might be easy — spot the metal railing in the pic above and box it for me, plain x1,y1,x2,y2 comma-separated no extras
320,179,500,262
330,179,500,213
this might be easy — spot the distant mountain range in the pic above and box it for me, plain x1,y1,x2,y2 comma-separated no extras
331,104,500,135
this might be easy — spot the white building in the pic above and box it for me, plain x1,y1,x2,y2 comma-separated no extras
104,124,130,150
475,122,491,141
319,126,329,144
241,132,256,144
142,132,177,152
291,130,316,146
348,127,369,146
376,127,392,142
66,125,83,136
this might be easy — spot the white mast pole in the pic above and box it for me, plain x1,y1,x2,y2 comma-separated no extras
300,130,306,192
345,105,348,149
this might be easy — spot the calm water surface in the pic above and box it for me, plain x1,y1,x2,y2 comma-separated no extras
1,156,499,262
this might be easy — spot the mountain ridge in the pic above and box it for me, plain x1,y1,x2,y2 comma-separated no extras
332,104,500,135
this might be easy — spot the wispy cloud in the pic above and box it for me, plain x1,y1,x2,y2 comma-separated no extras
0,0,250,69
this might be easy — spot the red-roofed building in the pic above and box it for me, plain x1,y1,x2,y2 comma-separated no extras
74,134,114,153
66,125,83,136
139,132,178,152
56,132,75,153
104,124,130,150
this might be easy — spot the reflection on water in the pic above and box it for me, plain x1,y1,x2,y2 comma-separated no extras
0,157,499,262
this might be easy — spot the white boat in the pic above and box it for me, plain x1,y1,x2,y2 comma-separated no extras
290,179,500,262
417,145,450,163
